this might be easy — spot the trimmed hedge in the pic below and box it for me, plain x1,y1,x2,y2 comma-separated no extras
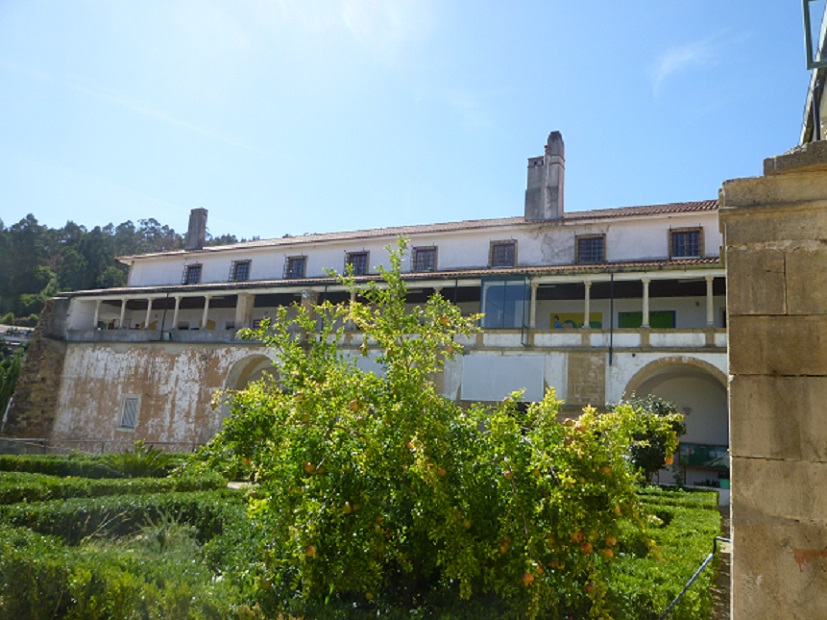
0,454,124,478
0,452,189,479
0,470,227,505
611,488,722,620
0,489,245,545
0,523,245,620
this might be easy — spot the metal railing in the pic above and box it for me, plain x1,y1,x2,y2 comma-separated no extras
659,536,731,620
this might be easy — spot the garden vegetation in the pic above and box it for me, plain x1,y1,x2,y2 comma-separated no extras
0,242,721,618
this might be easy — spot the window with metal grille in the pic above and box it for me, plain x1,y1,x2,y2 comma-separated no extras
346,252,369,275
183,264,202,285
119,396,139,429
231,260,251,282
576,235,605,264
490,241,516,268
284,256,306,279
412,247,437,272
670,228,702,258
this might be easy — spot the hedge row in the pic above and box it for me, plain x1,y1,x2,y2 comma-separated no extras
610,489,722,620
0,470,227,505
0,489,245,545
0,452,189,479
0,522,247,620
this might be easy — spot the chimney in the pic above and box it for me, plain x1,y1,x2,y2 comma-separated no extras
184,208,208,251
524,131,565,221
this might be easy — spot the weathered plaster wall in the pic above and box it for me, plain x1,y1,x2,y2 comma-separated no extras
720,140,827,619
49,342,272,451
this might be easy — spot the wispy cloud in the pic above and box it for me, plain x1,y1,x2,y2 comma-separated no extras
650,36,720,95
0,57,265,154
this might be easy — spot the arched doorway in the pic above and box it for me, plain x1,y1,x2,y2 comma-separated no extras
224,354,276,391
624,357,728,486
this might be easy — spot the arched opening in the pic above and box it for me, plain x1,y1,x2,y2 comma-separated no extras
624,358,728,487
224,354,276,391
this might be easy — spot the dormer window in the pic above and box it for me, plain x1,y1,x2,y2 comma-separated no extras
183,264,202,285
575,235,605,264
230,260,251,282
490,240,517,268
412,247,437,272
346,251,369,276
670,228,703,259
284,256,307,279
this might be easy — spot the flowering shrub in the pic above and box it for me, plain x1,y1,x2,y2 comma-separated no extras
201,240,679,618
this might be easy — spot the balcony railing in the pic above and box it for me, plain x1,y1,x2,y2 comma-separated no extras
66,327,727,350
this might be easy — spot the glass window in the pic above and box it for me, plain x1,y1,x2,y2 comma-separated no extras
481,277,530,329
671,229,702,258
413,247,437,272
490,241,516,268
576,236,605,264
183,264,202,284
346,252,369,275
285,256,306,279
232,260,251,282
119,396,139,429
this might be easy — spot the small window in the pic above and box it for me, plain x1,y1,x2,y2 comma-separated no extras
576,235,605,264
346,252,369,276
284,256,306,279
183,264,202,285
231,260,251,282
670,228,703,259
119,396,140,429
412,247,437,272
490,240,516,268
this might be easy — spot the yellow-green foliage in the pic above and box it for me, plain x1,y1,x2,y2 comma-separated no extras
200,240,684,619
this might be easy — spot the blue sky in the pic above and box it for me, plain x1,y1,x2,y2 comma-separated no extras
0,2,814,240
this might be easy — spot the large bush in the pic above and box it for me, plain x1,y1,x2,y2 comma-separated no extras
196,240,680,619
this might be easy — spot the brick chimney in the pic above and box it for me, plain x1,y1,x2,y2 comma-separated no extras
525,131,565,221
184,208,208,251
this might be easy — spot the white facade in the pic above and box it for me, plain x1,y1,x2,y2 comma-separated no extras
7,132,730,489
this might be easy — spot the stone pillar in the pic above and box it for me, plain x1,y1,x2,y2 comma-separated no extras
720,140,827,620
235,293,254,328
201,295,211,329
529,282,539,329
583,281,592,328
172,296,181,329
705,275,715,327
641,278,650,328
118,298,127,329
93,300,101,329
144,298,153,329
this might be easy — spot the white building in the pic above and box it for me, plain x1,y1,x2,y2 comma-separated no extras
4,132,728,486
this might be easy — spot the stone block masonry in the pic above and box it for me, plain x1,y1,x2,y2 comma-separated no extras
720,140,827,619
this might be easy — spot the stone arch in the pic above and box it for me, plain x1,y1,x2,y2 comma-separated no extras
224,354,276,391
622,356,728,485
624,356,726,398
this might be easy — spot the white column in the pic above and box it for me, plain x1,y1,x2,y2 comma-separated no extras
144,298,153,329
93,300,102,329
706,275,715,327
201,295,211,329
641,278,651,329
119,298,127,329
529,282,539,329
583,281,592,328
172,296,181,329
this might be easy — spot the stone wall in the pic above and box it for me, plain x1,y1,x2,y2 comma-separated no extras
720,140,827,619
2,299,67,438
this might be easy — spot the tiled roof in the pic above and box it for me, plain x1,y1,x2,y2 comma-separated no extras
118,200,719,261
65,256,723,298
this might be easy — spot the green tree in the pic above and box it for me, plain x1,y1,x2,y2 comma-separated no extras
196,241,679,619
611,394,685,484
